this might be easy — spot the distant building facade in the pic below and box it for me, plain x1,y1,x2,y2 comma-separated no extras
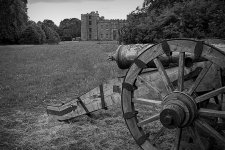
81,11,127,41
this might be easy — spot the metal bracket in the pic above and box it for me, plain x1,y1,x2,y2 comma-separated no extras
77,97,91,117
136,133,150,145
122,82,137,92
194,41,204,60
172,67,203,86
99,84,107,110
113,85,121,93
46,104,77,116
162,41,172,57
123,111,138,119
134,59,148,69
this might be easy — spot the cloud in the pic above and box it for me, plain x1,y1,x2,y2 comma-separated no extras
28,0,115,4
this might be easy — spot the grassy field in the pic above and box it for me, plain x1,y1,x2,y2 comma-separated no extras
0,41,140,150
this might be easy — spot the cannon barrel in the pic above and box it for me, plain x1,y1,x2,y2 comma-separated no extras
109,44,201,69
109,41,225,69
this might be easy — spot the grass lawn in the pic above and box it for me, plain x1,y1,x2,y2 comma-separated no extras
0,41,140,150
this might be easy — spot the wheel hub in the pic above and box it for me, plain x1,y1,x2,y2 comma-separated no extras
160,92,197,129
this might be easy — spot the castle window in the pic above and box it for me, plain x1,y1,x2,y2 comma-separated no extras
106,34,108,39
89,16,92,19
89,28,92,32
89,21,92,25
89,34,92,39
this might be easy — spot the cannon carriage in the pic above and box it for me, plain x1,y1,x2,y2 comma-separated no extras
47,38,225,150
111,39,225,150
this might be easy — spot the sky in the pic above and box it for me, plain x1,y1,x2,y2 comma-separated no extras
27,0,143,26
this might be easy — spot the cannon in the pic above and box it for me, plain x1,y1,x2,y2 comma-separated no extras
47,38,225,150
109,39,225,150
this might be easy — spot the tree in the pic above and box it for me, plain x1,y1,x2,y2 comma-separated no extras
59,18,81,41
119,0,225,44
0,0,28,44
19,25,41,44
41,24,60,44
42,19,59,34
19,22,46,44
27,21,46,44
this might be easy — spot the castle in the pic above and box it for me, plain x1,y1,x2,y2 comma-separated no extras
81,11,127,41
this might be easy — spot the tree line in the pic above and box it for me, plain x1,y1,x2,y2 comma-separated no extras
2,0,225,45
0,0,81,45
119,0,225,44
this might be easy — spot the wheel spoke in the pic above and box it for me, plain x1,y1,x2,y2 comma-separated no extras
199,108,225,118
173,128,182,150
133,98,162,105
195,119,225,146
137,75,163,98
178,52,185,92
188,61,212,95
188,126,206,150
153,58,174,93
137,114,160,127
195,86,225,103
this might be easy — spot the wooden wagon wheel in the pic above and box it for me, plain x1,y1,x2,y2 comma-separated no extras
121,39,225,150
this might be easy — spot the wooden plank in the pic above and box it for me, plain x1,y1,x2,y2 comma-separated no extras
105,95,113,106
47,78,122,121
57,93,121,121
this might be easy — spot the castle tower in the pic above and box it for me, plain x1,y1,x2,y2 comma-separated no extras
81,11,99,41
81,11,127,41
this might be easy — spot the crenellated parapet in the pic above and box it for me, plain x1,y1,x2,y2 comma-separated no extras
81,11,99,16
